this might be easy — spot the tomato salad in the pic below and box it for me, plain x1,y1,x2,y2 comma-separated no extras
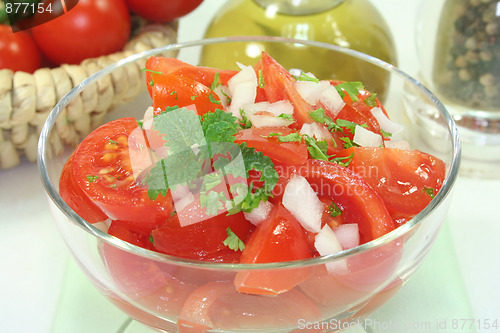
60,52,445,273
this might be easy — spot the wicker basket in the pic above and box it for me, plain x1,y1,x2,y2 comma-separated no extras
0,17,178,170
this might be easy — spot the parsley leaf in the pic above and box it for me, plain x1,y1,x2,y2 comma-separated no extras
303,135,330,161
223,227,245,251
422,187,436,199
86,175,98,183
295,71,320,83
364,93,377,107
330,153,355,167
328,202,342,217
210,72,221,90
335,82,363,101
265,132,302,142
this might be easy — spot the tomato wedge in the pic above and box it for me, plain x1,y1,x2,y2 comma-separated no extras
59,151,107,223
293,159,395,244
260,52,315,127
150,74,221,115
234,204,313,295
178,281,320,332
336,147,446,216
72,118,173,232
145,56,238,95
152,197,254,260
234,127,308,165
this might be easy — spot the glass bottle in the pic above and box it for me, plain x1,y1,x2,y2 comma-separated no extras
200,0,397,96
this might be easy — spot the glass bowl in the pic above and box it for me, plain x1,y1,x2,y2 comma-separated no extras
38,36,460,333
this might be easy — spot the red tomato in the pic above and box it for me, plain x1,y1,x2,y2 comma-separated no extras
31,0,130,65
260,52,316,127
337,147,446,216
71,117,173,232
59,151,108,223
293,159,396,244
125,0,203,22
0,25,41,73
145,56,237,94
334,101,382,139
179,281,320,332
152,197,254,261
150,74,221,116
234,204,314,295
234,127,308,166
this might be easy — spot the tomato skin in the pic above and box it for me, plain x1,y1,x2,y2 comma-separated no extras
152,198,254,260
337,147,446,216
59,151,108,223
31,0,130,65
124,0,203,22
150,74,221,115
293,159,395,244
0,25,41,73
234,204,313,295
234,127,308,166
145,56,237,95
71,117,173,232
260,52,315,127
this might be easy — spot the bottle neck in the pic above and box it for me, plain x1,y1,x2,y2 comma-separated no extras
253,0,345,15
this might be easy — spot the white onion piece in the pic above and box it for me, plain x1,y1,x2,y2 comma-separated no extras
384,140,411,150
244,201,274,226
248,113,294,128
170,183,191,200
242,100,293,117
300,122,331,141
319,84,345,116
295,80,329,105
371,107,404,134
333,224,360,250
213,85,230,109
93,220,110,233
141,106,154,130
228,81,257,119
173,192,195,216
227,64,258,118
282,175,323,233
353,125,383,147
314,224,348,274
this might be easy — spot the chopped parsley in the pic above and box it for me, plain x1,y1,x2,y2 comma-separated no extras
364,93,378,107
422,187,436,199
303,135,330,161
295,71,320,83
143,107,278,215
328,202,342,217
86,175,98,183
335,82,363,101
258,69,265,88
210,72,221,90
265,132,302,142
223,227,245,251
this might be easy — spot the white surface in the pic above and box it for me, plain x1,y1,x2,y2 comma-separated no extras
1,1,499,332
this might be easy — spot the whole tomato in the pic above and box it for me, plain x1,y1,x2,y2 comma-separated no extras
124,0,203,22
31,0,131,65
0,25,41,73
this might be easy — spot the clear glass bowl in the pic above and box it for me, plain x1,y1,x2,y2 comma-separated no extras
38,36,461,333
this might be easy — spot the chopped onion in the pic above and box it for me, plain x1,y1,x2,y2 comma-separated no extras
353,125,383,147
227,64,258,118
371,107,404,134
319,84,345,116
282,175,323,233
295,80,329,105
314,224,348,274
141,106,154,130
173,192,195,216
213,85,230,109
300,122,331,141
244,201,274,226
333,224,360,250
248,113,294,128
242,100,293,117
384,140,411,150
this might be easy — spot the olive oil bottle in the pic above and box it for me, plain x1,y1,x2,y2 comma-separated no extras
200,0,397,95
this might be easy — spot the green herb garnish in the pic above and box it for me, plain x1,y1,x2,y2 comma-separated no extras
223,227,245,251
